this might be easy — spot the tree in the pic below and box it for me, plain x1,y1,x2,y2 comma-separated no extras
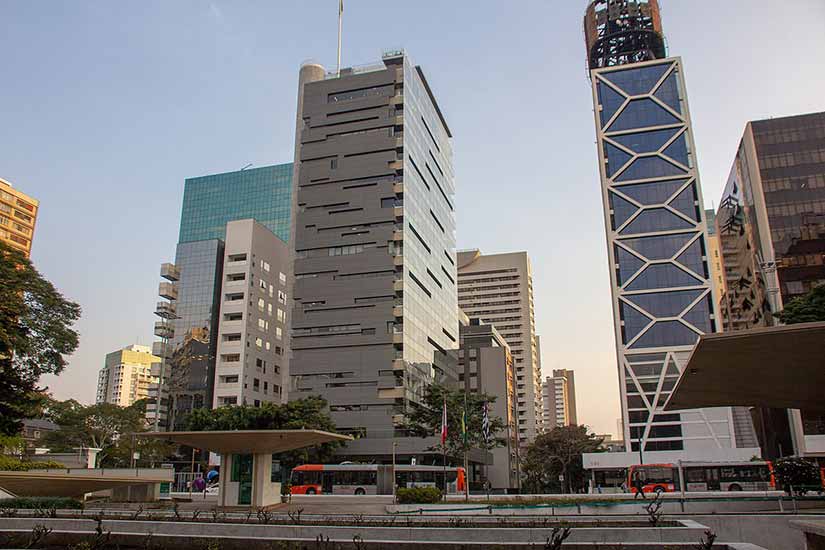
776,285,825,325
403,384,506,461
40,399,172,467
184,397,342,472
522,425,604,494
773,457,822,494
0,241,81,435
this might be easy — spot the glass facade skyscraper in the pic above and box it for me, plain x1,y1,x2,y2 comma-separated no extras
153,163,293,429
179,164,292,244
584,0,754,463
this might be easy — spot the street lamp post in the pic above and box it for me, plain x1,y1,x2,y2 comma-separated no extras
392,441,397,503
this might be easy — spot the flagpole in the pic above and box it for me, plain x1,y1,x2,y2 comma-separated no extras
336,0,343,78
463,393,469,502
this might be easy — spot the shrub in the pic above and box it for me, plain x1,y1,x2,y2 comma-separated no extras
396,486,443,504
0,456,65,471
774,457,821,492
0,497,83,510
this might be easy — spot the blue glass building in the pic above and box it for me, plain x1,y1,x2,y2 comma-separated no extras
164,163,293,429
179,164,292,244
585,0,754,463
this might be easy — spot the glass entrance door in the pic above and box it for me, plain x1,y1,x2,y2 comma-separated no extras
232,454,253,505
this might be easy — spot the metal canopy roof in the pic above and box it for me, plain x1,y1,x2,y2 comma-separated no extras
138,429,353,454
665,322,825,412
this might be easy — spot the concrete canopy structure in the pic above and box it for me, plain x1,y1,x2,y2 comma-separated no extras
665,322,825,413
0,469,173,499
139,429,352,455
139,429,352,508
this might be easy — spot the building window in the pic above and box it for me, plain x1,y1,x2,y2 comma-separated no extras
279,272,287,285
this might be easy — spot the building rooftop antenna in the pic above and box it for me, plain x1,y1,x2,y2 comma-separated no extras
337,0,344,77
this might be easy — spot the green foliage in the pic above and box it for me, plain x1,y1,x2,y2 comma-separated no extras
0,455,65,471
522,425,604,494
403,384,506,458
776,285,825,324
0,434,25,453
773,457,822,491
395,486,443,504
0,496,82,509
185,397,342,471
40,398,174,467
0,241,81,436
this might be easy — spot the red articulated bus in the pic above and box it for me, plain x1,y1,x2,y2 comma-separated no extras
628,461,776,494
290,464,466,496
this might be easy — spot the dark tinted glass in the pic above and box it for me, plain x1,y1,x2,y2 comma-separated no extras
669,183,699,220
610,192,639,229
682,295,713,333
654,72,681,114
602,64,670,96
625,289,704,317
605,142,632,177
615,245,645,284
675,239,705,275
598,82,627,127
620,232,694,260
621,302,652,343
626,263,702,291
663,133,689,166
609,98,680,132
630,320,700,348
611,128,679,154
616,156,687,182
614,179,688,205
621,208,695,234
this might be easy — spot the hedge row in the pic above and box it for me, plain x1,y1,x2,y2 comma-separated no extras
0,455,65,471
0,497,83,510
396,486,443,504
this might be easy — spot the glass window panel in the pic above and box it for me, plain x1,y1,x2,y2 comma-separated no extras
626,263,703,291
604,142,633,177
621,208,695,235
614,178,688,205
601,64,670,96
619,233,695,260
615,245,645,285
610,128,679,154
621,302,652,343
626,353,667,364
654,72,681,114
630,320,701,349
625,289,703,318
609,192,639,229
598,83,626,127
665,359,680,376
663,133,689,166
675,239,705,275
668,183,699,220
616,156,687,182
608,98,680,132
682,295,712,333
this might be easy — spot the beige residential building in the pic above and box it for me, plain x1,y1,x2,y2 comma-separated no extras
457,250,540,444
705,209,725,308
96,345,159,407
0,177,38,257
541,369,578,429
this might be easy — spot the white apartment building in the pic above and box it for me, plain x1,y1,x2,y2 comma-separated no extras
213,219,290,408
542,369,578,429
457,250,541,444
96,344,159,407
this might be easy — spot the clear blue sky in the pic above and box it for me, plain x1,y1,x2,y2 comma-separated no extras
2,1,823,436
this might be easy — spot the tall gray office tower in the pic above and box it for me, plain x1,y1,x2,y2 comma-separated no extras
290,51,459,462
583,0,757,466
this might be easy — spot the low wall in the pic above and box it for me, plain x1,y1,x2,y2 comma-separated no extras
0,518,768,550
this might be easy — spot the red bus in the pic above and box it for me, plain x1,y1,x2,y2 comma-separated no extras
290,464,466,496
628,462,776,494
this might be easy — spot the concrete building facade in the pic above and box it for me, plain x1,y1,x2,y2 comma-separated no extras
289,51,460,462
213,219,290,408
457,319,519,490
0,178,38,257
583,0,755,465
541,369,578,429
716,111,825,459
457,250,540,444
147,164,293,430
96,345,159,407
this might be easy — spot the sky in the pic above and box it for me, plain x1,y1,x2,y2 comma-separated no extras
1,0,823,438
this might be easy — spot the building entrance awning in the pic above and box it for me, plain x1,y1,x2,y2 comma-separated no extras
664,322,825,412
138,429,353,454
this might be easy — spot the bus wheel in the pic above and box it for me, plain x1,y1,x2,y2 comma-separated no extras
729,484,742,492
306,488,316,495
355,488,366,496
